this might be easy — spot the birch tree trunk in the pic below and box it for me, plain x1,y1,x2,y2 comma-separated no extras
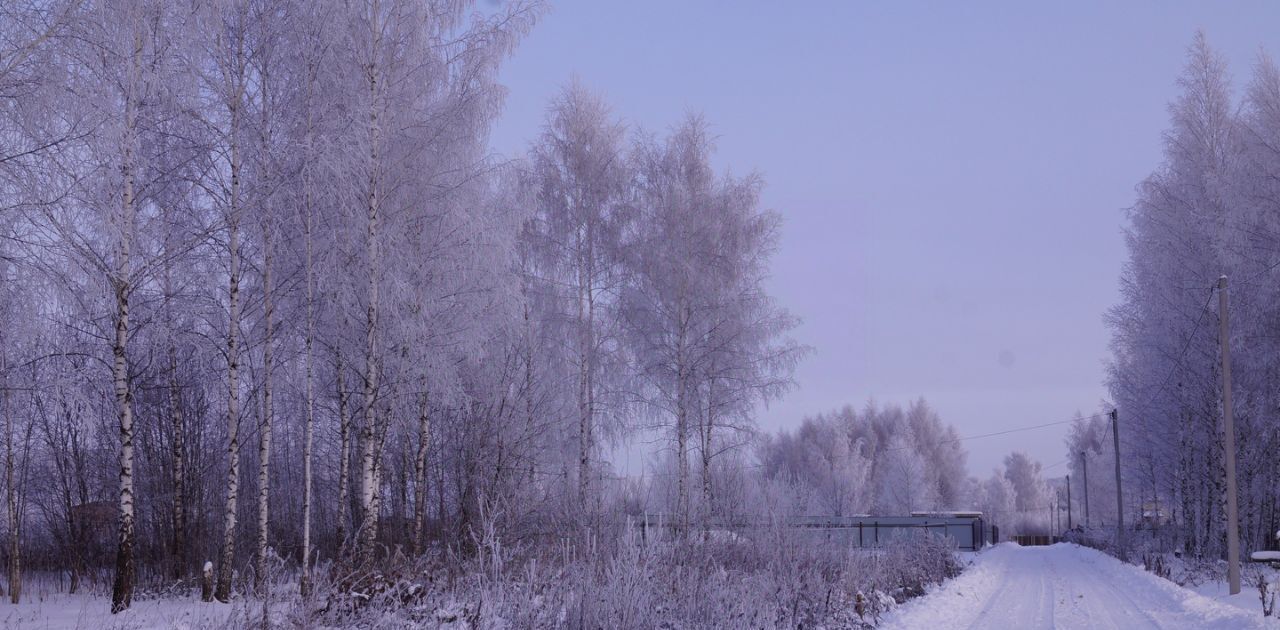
336,354,352,555
675,312,689,536
215,217,241,602
411,394,430,555
3,342,19,605
368,409,386,540
163,228,185,581
215,73,245,603
357,2,384,565
109,33,141,610
700,377,714,537
165,310,185,581
254,219,274,593
576,222,598,516
300,119,316,597
365,400,391,557
577,265,590,510
584,221,597,518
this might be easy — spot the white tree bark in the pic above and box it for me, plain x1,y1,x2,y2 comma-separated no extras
215,207,241,603
336,353,352,555
357,1,384,565
215,48,246,600
300,84,317,595
108,29,141,611
253,40,280,589
412,393,430,555
254,218,274,593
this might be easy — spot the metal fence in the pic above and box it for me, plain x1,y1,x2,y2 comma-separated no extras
635,515,989,551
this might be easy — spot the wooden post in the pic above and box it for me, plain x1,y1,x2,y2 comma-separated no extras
1081,451,1090,528
1112,409,1127,562
1066,474,1073,530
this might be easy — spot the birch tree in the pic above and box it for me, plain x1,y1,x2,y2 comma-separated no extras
627,115,800,533
289,0,334,595
247,0,293,593
193,0,255,600
93,4,147,613
1106,32,1246,556
625,117,719,534
528,82,630,513
329,0,538,564
24,0,188,611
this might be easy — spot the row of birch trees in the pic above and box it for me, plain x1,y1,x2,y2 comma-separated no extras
1108,32,1280,557
0,0,801,613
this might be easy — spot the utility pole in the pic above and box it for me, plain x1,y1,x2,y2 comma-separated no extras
1218,275,1241,595
1066,474,1073,530
1054,494,1061,532
1081,451,1090,528
1112,409,1126,562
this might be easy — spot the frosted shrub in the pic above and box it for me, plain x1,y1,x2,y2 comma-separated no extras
282,524,961,629
874,531,962,601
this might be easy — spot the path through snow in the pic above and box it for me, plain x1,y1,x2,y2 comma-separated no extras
881,542,1274,629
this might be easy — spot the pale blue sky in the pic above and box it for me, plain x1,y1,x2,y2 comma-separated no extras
488,2,1280,477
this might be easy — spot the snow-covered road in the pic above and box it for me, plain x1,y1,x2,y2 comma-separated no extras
881,543,1272,629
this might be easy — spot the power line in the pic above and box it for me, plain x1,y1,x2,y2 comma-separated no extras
972,285,1216,477
1113,283,1217,457
884,413,1107,453
1142,284,1217,409
1232,256,1280,288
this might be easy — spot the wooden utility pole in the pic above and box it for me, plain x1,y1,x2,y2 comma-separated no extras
1112,409,1126,562
1055,496,1061,532
1066,474,1073,529
1081,451,1090,528
1218,275,1241,595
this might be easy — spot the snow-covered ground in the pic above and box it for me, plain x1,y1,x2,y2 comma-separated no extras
1186,567,1280,620
881,542,1277,629
0,593,268,630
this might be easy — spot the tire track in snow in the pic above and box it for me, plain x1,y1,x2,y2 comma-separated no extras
1061,547,1162,629
881,543,1271,629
